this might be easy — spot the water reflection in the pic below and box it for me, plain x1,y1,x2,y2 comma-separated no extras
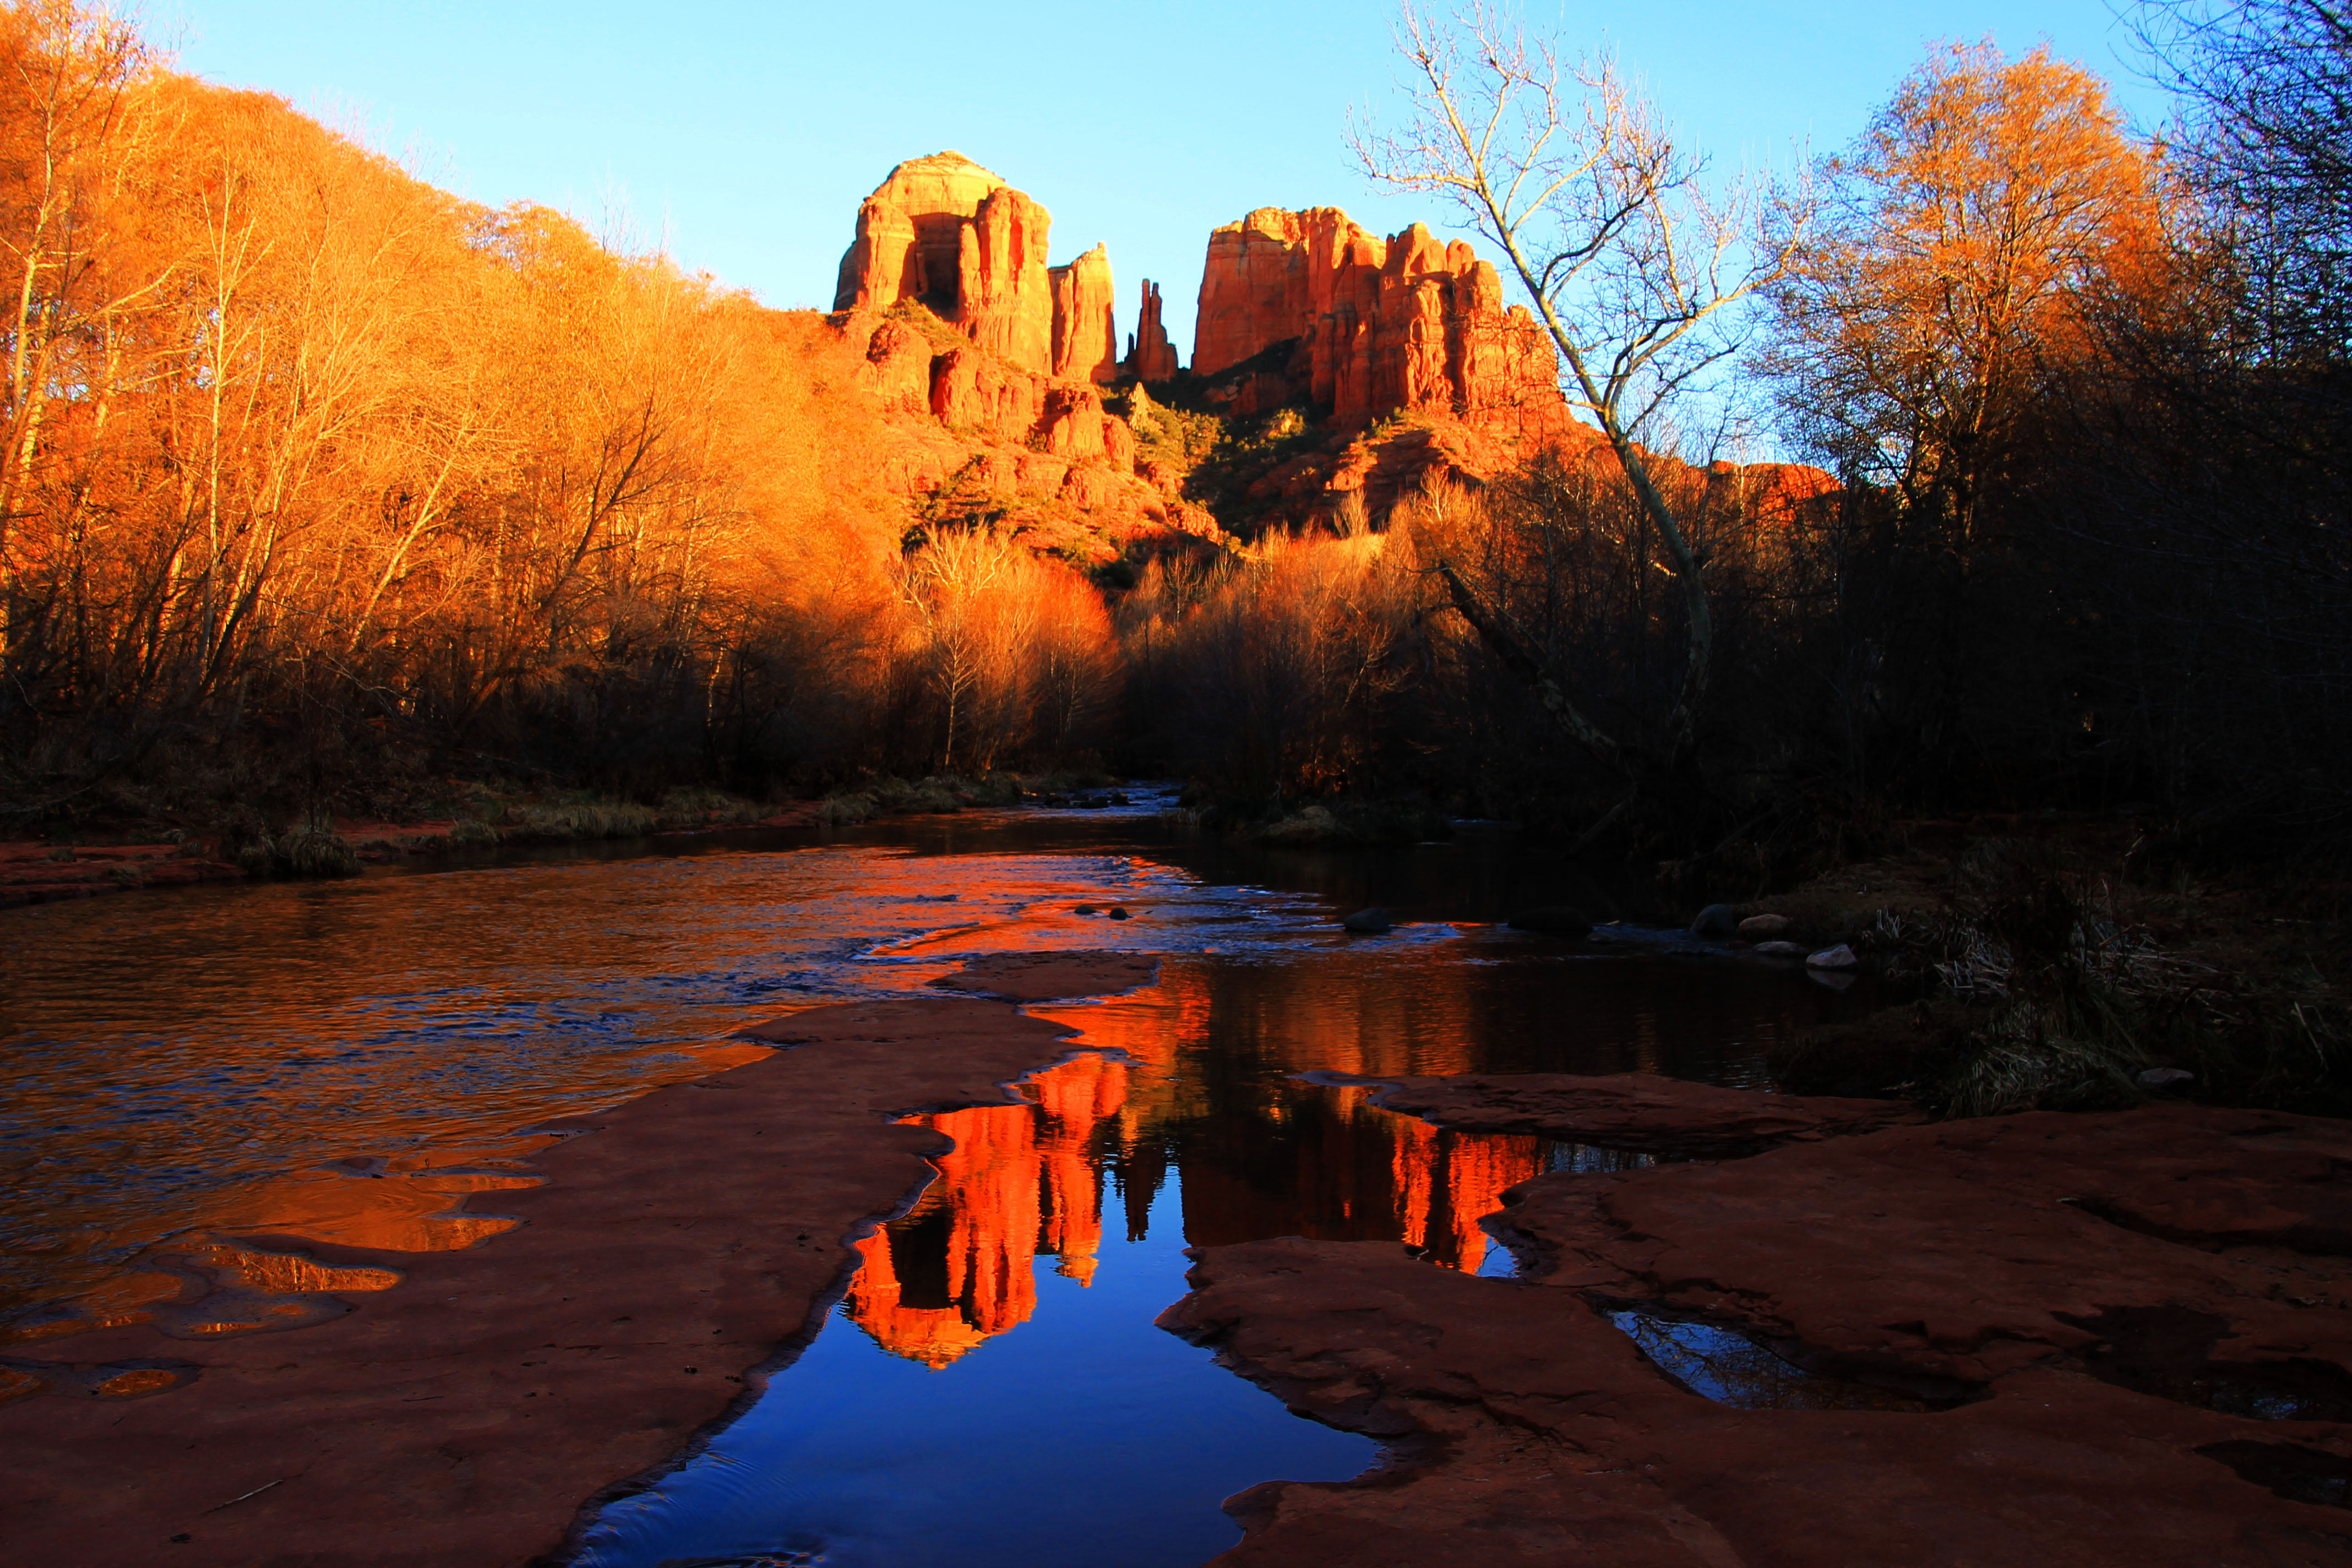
5,801,1879,1562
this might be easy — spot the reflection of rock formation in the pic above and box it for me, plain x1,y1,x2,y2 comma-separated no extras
845,1054,1127,1367
846,960,1573,1371
1389,1117,1543,1269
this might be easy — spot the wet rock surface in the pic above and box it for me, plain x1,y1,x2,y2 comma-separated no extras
1336,1070,1921,1156
1162,1083,2352,1565
925,948,1162,1003
0,974,1150,1568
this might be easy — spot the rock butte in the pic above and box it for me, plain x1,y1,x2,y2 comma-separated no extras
1191,206,1578,440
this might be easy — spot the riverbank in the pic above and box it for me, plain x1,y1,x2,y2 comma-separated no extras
1661,813,2352,1117
0,954,1156,1567
1162,1073,2352,1565
0,771,1138,908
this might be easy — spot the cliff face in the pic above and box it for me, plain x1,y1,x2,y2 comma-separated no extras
1048,244,1117,384
834,151,1084,381
1193,206,1576,443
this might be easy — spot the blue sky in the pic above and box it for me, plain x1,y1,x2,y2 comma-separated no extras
159,2,2169,359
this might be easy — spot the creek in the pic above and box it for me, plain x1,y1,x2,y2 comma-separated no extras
0,793,1869,1566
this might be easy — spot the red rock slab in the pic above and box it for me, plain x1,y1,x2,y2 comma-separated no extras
1499,1105,2352,1393
1161,1235,2352,1567
1350,1070,1920,1156
925,949,1161,1003
0,989,1125,1568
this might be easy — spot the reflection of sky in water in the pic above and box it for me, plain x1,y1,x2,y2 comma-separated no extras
1608,1310,1936,1413
573,1186,1371,1568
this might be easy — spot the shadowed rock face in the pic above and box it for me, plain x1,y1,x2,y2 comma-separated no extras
1161,1081,2352,1566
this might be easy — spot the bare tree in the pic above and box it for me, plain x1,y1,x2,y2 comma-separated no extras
1354,2,1806,800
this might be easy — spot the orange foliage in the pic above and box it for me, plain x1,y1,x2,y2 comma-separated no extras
1773,42,2171,515
0,2,1123,796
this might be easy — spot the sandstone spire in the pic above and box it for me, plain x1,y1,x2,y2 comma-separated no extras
1123,280,1179,382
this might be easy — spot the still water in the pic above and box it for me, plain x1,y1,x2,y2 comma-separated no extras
0,793,1867,1565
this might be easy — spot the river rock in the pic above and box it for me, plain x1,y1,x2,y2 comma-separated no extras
1505,905,1592,937
1690,903,1739,938
1752,940,1805,957
1738,913,1793,937
1806,943,1859,969
1341,907,1393,934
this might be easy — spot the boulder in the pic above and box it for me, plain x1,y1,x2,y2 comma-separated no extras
1690,903,1739,939
1341,907,1393,934
1738,913,1793,937
1506,905,1593,938
1807,943,1860,970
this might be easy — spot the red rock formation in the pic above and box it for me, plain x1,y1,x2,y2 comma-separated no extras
824,308,1224,562
1193,207,1371,377
832,152,1082,381
958,184,1055,373
1123,280,1179,382
1049,243,1116,384
1193,206,1577,444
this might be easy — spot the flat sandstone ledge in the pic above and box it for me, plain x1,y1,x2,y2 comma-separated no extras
0,952,1157,1568
1161,1097,2352,1567
1318,1069,1923,1156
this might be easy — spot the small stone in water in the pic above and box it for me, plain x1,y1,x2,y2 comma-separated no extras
1754,940,1804,957
1806,944,1859,970
1107,906,1130,921
1739,913,1793,937
2140,1068,2196,1088
1074,905,1098,916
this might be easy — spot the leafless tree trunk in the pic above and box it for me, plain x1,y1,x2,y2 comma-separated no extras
1355,3,1807,790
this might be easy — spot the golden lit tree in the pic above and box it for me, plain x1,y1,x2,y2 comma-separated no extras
1767,42,2169,540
